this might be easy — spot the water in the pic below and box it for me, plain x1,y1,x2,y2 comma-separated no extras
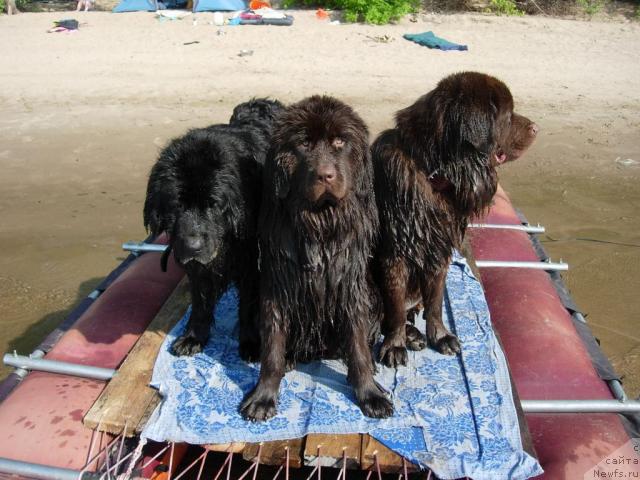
0,107,638,399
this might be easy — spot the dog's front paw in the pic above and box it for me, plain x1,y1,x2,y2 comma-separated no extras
379,335,408,368
171,334,206,356
405,324,427,351
240,388,278,422
430,333,461,356
357,386,394,419
379,344,407,368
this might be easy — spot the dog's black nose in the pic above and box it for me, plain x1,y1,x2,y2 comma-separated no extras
184,235,203,252
316,163,337,184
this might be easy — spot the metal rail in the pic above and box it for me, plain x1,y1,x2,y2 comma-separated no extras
0,457,95,480
5,353,639,414
11,349,45,379
125,242,571,271
122,241,168,253
475,260,569,271
522,399,640,413
608,379,628,402
3,354,115,381
469,223,546,234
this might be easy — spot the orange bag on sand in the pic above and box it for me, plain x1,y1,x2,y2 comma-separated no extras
249,0,270,9
315,7,329,19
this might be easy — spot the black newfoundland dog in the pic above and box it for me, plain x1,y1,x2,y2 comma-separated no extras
240,96,393,421
373,72,539,368
143,98,285,360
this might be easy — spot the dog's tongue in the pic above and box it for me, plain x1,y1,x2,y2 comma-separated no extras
495,152,507,164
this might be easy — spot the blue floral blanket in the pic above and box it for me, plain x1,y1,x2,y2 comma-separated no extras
142,253,542,480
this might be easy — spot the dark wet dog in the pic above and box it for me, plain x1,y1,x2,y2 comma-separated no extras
143,98,285,360
240,96,393,421
372,72,539,367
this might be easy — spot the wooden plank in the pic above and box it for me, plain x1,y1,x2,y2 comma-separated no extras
83,277,190,435
205,442,246,454
135,394,162,434
303,433,362,469
360,435,417,474
242,439,305,468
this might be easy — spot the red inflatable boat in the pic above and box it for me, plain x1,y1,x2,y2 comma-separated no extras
0,186,638,479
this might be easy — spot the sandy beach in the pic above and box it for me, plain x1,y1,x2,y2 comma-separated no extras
0,9,639,395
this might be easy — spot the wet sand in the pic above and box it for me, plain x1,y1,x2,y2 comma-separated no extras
0,10,638,396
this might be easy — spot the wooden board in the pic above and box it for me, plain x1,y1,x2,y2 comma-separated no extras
303,434,362,469
361,436,417,474
83,277,190,435
206,442,247,454
242,438,305,468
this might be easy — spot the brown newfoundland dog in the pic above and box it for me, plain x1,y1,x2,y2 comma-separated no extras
373,72,539,367
240,96,394,421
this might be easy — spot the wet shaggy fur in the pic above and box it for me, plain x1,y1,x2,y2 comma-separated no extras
373,72,539,368
240,96,393,422
143,98,285,359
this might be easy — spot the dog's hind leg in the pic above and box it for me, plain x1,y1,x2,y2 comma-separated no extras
377,257,410,368
238,273,261,362
240,297,287,422
347,314,394,419
421,266,461,356
171,268,220,356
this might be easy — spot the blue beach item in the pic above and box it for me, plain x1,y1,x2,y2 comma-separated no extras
192,0,245,12
403,31,468,51
112,0,158,12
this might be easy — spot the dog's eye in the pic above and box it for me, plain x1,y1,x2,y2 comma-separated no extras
332,138,344,148
300,140,310,150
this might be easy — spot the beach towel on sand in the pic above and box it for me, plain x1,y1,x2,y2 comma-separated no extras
404,31,468,51
143,252,542,480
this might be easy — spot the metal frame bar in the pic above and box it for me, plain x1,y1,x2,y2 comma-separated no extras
475,260,568,271
122,242,168,254
522,399,640,413
0,457,96,480
469,223,545,234
608,379,628,402
3,354,115,381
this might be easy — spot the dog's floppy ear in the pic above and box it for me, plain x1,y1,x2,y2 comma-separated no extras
222,200,242,236
351,130,374,199
267,148,291,200
143,161,181,237
449,99,496,158
143,194,178,236
448,106,498,213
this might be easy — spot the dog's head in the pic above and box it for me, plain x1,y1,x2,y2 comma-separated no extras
396,71,538,214
497,112,539,164
143,129,243,268
266,95,370,211
229,98,285,130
